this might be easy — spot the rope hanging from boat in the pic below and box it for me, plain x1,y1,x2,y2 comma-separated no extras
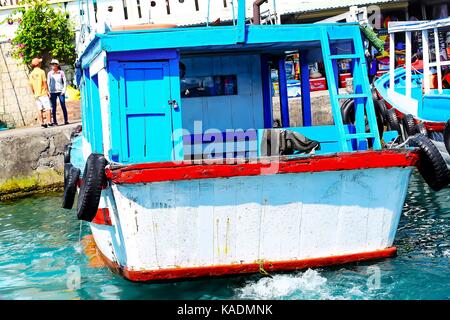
257,260,272,277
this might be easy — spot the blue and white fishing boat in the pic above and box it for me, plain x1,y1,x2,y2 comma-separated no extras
63,0,427,282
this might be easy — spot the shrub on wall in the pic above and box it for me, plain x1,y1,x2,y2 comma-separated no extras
7,0,76,69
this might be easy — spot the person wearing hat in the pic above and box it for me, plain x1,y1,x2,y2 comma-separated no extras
29,57,52,128
47,59,69,125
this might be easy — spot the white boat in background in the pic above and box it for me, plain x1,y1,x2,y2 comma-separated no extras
373,17,450,191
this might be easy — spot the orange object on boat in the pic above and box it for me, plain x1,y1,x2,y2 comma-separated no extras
430,73,438,89
443,72,450,89
81,234,107,268
412,59,423,71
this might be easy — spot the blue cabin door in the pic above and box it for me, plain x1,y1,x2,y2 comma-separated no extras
114,61,175,163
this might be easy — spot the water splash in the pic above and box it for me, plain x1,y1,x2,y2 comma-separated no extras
235,269,330,300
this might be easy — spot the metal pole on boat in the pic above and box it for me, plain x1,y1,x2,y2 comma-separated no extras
86,0,91,32
405,31,412,98
206,0,210,26
422,29,431,94
390,31,395,93
236,0,246,43
231,0,236,26
434,28,443,94
300,51,312,127
277,57,290,127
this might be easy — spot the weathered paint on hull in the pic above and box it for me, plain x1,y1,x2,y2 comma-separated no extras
89,166,413,282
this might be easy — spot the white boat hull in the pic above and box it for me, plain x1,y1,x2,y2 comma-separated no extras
89,166,413,281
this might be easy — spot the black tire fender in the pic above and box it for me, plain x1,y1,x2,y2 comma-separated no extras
373,99,387,124
373,101,385,139
429,130,444,142
64,143,72,164
371,87,379,101
77,153,108,222
62,163,81,209
340,99,354,124
402,114,416,137
410,134,450,191
386,109,401,136
340,99,384,139
444,119,450,155
415,122,428,136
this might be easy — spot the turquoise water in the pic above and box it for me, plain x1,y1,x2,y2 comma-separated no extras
0,173,449,300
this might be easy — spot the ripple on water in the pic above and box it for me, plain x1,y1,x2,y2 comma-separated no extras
0,174,449,300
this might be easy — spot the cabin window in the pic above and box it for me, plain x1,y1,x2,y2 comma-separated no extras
181,75,238,98
270,55,304,128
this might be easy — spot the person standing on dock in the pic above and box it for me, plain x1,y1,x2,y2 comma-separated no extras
29,57,52,128
47,59,69,125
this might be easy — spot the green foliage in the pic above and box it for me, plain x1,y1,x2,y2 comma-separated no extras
7,0,76,68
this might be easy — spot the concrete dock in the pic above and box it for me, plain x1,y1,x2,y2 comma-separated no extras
0,123,80,201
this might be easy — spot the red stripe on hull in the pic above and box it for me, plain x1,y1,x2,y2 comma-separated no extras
106,150,418,184
422,121,445,132
98,247,397,282
92,208,112,226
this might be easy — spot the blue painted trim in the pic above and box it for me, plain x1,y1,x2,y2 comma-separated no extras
117,63,128,162
236,0,246,43
98,24,362,54
108,49,179,62
332,59,339,91
107,61,122,162
352,29,381,150
183,130,258,144
300,51,312,126
80,38,102,69
168,58,184,161
90,74,104,154
277,57,290,127
83,69,95,146
261,55,273,128
320,28,349,152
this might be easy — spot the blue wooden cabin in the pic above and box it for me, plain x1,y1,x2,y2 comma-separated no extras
77,0,381,164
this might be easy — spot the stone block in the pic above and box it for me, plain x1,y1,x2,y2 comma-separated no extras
1,73,10,82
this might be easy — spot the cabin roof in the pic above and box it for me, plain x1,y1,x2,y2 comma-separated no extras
79,22,360,68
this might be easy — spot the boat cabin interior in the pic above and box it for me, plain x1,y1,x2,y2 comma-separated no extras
77,9,382,165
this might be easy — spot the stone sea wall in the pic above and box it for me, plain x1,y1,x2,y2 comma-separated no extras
0,123,80,201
